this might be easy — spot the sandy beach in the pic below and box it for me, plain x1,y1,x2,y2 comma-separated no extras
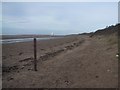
2,33,118,88
2,2,119,89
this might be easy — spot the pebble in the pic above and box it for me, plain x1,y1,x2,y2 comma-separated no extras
95,75,99,78
8,77,14,81
116,54,119,58
21,66,25,69
28,68,33,71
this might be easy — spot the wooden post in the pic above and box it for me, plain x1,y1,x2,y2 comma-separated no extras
34,38,37,71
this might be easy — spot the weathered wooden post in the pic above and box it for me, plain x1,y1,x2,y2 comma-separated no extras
34,38,37,71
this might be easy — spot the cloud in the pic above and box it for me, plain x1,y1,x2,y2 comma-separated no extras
3,15,71,30
2,2,118,35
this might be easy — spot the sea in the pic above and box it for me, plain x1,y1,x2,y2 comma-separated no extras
0,37,60,44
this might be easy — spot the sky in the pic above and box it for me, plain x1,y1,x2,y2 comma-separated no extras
2,2,118,35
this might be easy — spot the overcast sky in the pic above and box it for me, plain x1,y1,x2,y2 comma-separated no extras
2,2,118,35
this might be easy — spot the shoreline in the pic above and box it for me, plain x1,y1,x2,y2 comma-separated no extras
1,36,63,44
1,35,65,40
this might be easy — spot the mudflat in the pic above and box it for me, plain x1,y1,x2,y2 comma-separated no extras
2,34,118,88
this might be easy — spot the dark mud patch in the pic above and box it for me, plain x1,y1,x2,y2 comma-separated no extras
19,57,33,62
40,49,65,61
19,52,23,55
2,65,19,73
2,56,7,59
39,40,84,61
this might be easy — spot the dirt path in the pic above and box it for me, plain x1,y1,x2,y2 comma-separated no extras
3,36,118,88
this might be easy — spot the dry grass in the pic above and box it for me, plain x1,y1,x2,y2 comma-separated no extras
95,34,117,46
107,36,117,45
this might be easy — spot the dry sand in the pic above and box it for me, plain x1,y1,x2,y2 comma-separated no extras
2,35,118,88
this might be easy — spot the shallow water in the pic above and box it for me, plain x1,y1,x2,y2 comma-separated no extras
1,37,59,44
